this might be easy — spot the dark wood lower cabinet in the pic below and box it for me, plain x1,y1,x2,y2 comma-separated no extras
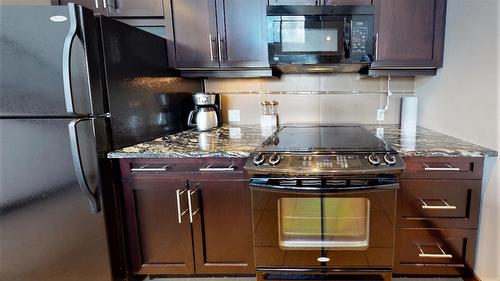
394,157,483,277
191,180,255,274
122,180,194,275
119,158,254,276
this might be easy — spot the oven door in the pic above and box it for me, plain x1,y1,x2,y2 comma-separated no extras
251,178,397,270
267,15,349,64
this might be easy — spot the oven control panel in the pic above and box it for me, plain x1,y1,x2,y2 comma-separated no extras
297,155,361,169
245,152,405,175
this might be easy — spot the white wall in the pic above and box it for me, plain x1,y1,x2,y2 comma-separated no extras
414,1,500,280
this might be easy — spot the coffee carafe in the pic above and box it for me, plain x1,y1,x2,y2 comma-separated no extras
188,93,220,131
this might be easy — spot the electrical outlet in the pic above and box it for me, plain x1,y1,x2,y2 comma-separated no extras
376,109,385,121
228,110,240,122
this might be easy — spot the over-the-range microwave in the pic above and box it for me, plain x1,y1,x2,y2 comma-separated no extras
267,5,374,73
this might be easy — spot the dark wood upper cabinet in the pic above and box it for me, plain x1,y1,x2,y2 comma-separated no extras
54,0,164,17
191,180,255,274
217,0,268,67
372,0,447,69
168,0,268,69
122,180,194,275
170,0,219,68
106,0,164,17
269,0,371,5
324,0,372,5
269,0,319,4
56,0,105,13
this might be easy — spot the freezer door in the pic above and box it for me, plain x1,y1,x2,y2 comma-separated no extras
0,118,113,281
0,5,105,117
99,16,202,149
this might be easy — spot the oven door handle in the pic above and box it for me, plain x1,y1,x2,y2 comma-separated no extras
249,179,399,193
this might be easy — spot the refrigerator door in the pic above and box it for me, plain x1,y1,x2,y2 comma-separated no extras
0,118,113,281
98,16,202,149
0,5,105,117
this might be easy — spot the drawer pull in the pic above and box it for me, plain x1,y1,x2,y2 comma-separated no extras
131,164,169,172
420,199,457,210
417,243,453,259
199,164,235,172
423,163,460,171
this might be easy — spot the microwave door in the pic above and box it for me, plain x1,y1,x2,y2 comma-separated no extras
271,16,347,64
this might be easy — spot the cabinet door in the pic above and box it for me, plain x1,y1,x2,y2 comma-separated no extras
170,0,219,68
191,180,255,274
122,180,195,275
57,0,105,13
217,0,269,67
269,0,319,4
106,0,164,17
372,0,446,68
324,0,372,4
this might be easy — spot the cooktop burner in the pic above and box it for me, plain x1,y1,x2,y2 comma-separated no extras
245,125,405,176
259,125,394,153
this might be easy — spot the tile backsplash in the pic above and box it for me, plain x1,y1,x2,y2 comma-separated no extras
207,73,414,125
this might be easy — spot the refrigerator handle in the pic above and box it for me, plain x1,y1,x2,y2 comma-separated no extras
68,117,101,213
62,4,78,115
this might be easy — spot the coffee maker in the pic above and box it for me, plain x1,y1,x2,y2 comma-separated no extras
188,93,221,131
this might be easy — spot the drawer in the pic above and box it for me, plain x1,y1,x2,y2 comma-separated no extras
398,180,481,228
119,158,247,180
394,228,477,275
401,157,483,180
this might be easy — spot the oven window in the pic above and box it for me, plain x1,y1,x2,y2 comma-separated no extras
278,197,369,250
278,19,341,53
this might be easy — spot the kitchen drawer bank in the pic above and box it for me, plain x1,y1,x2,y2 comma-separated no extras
118,157,254,276
394,156,484,276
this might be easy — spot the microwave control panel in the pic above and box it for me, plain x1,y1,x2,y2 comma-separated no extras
351,20,369,54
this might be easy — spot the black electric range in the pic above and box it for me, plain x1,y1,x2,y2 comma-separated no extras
244,125,405,177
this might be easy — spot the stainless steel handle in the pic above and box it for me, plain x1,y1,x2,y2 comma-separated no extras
375,33,379,60
187,189,199,223
176,189,188,224
417,243,453,259
94,0,100,8
423,163,460,171
199,164,235,172
217,33,223,62
209,34,215,61
63,4,78,114
102,0,107,8
420,199,457,210
130,165,169,172
68,118,100,213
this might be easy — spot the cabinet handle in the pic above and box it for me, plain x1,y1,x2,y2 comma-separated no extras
187,188,200,223
217,33,224,62
420,199,457,210
209,34,215,61
94,0,100,8
130,164,169,172
417,243,453,259
199,164,235,172
375,33,379,60
176,189,188,224
423,163,460,171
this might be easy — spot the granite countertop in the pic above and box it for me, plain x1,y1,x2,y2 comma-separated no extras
107,124,498,159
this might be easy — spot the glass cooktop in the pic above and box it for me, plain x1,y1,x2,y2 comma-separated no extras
259,125,394,153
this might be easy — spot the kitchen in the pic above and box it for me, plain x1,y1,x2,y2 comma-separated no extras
0,0,498,281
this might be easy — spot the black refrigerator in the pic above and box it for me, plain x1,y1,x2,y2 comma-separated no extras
0,4,201,281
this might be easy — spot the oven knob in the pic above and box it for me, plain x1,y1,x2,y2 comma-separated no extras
253,153,265,166
384,153,397,165
368,153,381,165
268,153,281,166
